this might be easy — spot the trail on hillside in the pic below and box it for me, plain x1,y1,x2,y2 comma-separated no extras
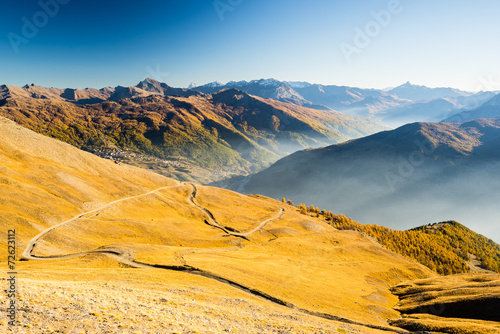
187,183,284,239
186,183,244,236
24,246,407,333
22,183,184,260
21,184,406,333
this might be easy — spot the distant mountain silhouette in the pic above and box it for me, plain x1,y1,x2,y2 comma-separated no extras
388,81,471,101
443,92,500,123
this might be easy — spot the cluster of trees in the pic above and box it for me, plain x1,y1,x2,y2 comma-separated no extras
412,222,500,273
281,198,500,275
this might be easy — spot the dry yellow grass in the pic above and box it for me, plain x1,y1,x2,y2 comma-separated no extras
0,117,176,258
390,274,500,333
0,116,438,332
2,256,409,334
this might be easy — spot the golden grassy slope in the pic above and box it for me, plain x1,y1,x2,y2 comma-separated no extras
0,116,435,332
0,117,177,257
390,274,500,333
7,258,407,334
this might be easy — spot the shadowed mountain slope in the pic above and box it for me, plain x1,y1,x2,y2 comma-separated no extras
241,119,500,242
443,92,500,123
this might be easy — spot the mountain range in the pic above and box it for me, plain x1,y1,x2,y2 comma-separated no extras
443,92,500,123
0,79,385,183
0,78,199,104
386,81,471,101
3,78,500,130
191,79,499,126
3,77,500,187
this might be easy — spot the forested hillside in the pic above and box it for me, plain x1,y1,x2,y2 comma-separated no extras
286,199,500,275
0,88,384,183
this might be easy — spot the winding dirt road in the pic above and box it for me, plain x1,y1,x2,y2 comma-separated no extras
187,182,284,239
21,183,407,333
22,183,184,260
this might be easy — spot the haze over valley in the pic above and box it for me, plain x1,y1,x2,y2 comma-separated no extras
238,119,500,244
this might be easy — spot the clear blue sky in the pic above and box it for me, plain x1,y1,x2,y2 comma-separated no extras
1,0,499,91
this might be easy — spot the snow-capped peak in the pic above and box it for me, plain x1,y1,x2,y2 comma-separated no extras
205,81,224,88
226,80,248,87
187,82,197,89
286,81,312,89
254,78,280,87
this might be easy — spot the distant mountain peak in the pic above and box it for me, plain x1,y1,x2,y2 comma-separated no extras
388,82,471,102
136,77,168,92
212,88,251,102
205,81,224,88
286,81,313,89
255,78,280,87
140,77,161,84
396,81,423,89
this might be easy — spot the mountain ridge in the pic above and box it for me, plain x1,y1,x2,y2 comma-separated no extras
0,85,385,183
239,118,500,243
387,81,472,101
443,91,500,123
192,79,495,127
3,78,494,129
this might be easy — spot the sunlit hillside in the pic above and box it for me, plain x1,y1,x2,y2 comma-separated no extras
391,274,500,333
0,116,437,333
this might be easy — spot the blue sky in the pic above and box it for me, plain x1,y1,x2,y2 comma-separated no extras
1,0,499,91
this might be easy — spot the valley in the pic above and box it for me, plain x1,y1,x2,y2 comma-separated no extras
0,79,385,183
240,119,500,244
